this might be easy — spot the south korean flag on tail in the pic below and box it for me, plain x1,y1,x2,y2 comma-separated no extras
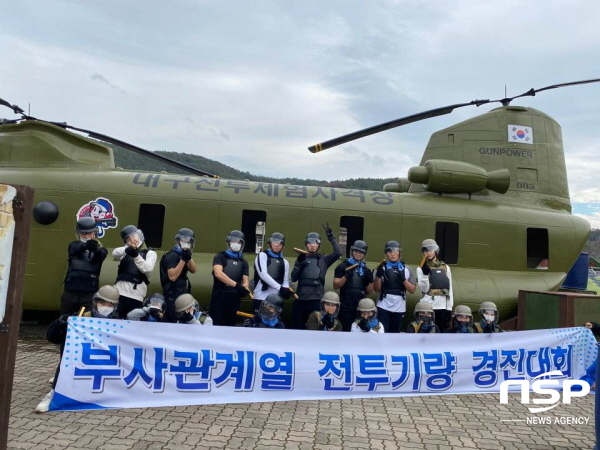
508,124,534,144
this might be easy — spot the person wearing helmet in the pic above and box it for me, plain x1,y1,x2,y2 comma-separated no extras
406,301,440,333
210,230,250,326
351,298,384,333
252,232,291,312
112,225,157,319
290,224,342,329
160,228,198,322
174,293,204,324
36,285,120,413
333,240,374,331
447,305,477,333
417,238,453,333
60,217,108,315
373,240,416,333
248,294,285,328
126,292,167,322
475,301,503,333
306,291,342,331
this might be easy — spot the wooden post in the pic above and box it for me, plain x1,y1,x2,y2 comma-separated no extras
0,185,33,450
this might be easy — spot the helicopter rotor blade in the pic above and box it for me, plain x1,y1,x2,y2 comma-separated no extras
494,78,600,105
0,97,25,115
309,78,600,153
65,124,219,179
308,99,490,153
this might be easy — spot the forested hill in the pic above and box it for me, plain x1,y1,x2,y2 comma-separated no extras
110,145,397,191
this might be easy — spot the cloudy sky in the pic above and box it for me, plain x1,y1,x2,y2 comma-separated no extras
2,1,600,225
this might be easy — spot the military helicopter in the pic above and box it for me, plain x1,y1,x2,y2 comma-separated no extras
1,78,598,324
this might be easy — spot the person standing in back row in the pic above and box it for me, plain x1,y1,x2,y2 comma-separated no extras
253,232,291,312
333,240,374,331
373,240,416,333
290,224,341,329
60,217,108,315
210,230,250,326
160,228,197,322
417,239,453,333
113,225,157,319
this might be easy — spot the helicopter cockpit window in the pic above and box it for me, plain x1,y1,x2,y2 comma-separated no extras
138,203,165,248
435,222,459,264
340,216,364,258
242,209,267,254
527,228,549,269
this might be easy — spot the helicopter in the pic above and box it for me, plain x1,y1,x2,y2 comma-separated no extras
1,78,598,325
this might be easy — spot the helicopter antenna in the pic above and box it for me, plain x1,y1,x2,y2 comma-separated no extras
0,98,219,178
308,78,600,153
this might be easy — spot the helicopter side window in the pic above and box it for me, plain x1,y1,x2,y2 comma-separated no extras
527,228,549,269
242,209,267,254
340,216,364,258
138,203,165,248
435,222,459,264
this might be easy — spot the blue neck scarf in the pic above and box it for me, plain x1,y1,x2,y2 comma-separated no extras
266,249,282,258
172,245,183,255
347,257,365,276
385,261,404,270
225,249,242,259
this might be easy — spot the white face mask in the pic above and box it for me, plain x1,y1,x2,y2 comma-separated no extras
180,242,191,250
230,243,242,252
80,238,90,243
97,306,115,317
483,313,495,322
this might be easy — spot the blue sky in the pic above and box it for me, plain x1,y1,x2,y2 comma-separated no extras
2,1,600,226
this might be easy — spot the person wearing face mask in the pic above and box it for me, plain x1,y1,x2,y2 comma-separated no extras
126,293,167,322
174,294,205,324
474,301,504,333
333,240,374,331
417,239,453,333
252,232,292,312
113,225,157,319
447,305,477,333
160,228,198,322
351,298,384,333
247,294,286,328
306,291,342,331
36,285,120,413
373,240,417,333
290,224,342,330
210,230,250,326
60,217,108,315
405,301,440,333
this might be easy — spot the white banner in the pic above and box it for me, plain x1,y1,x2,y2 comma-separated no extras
50,319,597,411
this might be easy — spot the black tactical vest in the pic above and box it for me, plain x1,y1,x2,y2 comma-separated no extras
116,250,150,286
382,266,406,296
298,256,322,287
429,264,450,290
254,251,285,290
222,256,244,282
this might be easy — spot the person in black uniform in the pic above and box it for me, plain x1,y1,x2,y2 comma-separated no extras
60,217,108,315
160,228,197,322
333,240,374,331
290,224,342,330
113,225,157,319
209,230,250,326
373,240,416,333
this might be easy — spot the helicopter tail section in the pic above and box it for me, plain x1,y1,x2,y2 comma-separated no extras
407,106,572,212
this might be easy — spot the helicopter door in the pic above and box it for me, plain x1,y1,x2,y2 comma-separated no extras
137,203,166,249
435,222,459,264
241,209,267,254
340,216,364,258
527,228,549,269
